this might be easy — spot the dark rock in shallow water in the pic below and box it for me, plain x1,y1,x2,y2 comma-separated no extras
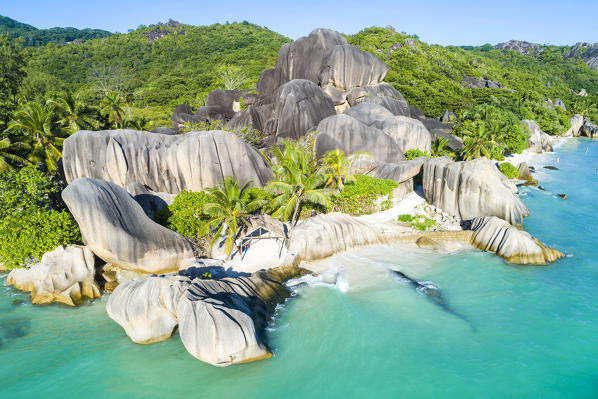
558,193,567,200
0,318,29,346
543,166,559,170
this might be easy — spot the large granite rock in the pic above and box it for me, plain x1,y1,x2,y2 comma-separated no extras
344,102,395,128
276,29,347,84
565,114,584,137
352,157,424,183
423,157,530,226
462,76,505,89
522,120,553,153
107,265,305,366
265,79,335,141
314,114,405,163
470,216,564,264
63,129,272,194
63,178,195,274
318,44,388,91
430,129,464,151
287,213,381,261
256,67,289,99
6,245,101,306
125,182,175,219
580,117,598,138
381,116,432,153
171,104,194,129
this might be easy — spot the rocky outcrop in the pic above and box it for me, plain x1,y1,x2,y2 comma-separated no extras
125,182,175,218
318,44,388,91
107,265,305,366
423,157,530,226
381,116,432,153
565,42,598,71
265,79,335,141
440,110,456,123
566,114,584,137
150,127,178,135
470,216,564,264
314,114,405,163
346,83,410,116
494,40,541,55
63,129,272,194
287,213,381,261
430,129,463,151
516,162,537,185
522,120,553,153
63,178,195,274
6,245,101,306
553,98,566,110
344,102,395,128
462,76,505,89
580,118,598,138
352,157,424,183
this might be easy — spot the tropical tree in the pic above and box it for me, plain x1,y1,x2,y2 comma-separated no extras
47,90,98,132
203,177,265,258
321,149,365,190
0,34,27,98
460,121,501,160
0,138,31,172
100,90,125,128
264,140,333,225
6,102,66,174
431,137,455,158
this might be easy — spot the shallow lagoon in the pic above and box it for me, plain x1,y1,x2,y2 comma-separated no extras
1,138,598,398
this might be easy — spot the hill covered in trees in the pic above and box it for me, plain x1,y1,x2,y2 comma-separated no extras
0,15,112,47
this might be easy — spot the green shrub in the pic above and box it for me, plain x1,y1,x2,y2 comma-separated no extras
499,162,519,179
397,213,438,231
0,166,82,269
397,214,415,222
330,175,398,216
154,191,213,242
404,149,430,160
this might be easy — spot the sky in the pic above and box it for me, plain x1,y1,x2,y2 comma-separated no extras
2,0,597,46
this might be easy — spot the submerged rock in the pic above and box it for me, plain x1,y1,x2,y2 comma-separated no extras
6,245,101,306
63,178,195,274
469,216,564,264
63,129,272,194
423,157,530,226
287,213,382,261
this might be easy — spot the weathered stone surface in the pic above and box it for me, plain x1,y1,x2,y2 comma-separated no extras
314,114,405,163
494,40,541,55
107,274,188,344
126,182,175,218
346,82,405,107
352,157,424,183
265,79,335,141
63,129,272,194
193,105,235,123
516,162,535,182
151,127,178,135
423,157,530,226
440,110,456,123
318,44,388,91
522,120,553,153
580,117,598,138
470,216,564,264
287,213,381,261
107,265,305,366
553,98,566,110
63,178,195,274
462,76,505,89
276,29,347,84
381,116,432,153
6,245,101,306
430,129,463,151
256,67,289,99
344,102,394,128
171,104,194,129
566,114,584,137
206,89,249,112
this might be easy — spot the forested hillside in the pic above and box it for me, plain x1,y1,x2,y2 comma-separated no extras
0,15,111,47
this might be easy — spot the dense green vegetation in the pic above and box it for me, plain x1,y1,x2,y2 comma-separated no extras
0,166,81,269
499,162,519,179
0,15,111,47
330,175,397,215
397,213,438,231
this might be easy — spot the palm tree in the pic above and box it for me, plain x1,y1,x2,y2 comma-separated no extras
321,149,365,190
203,177,265,258
431,137,455,158
47,90,98,132
0,138,31,172
100,91,125,128
6,102,65,174
264,140,333,225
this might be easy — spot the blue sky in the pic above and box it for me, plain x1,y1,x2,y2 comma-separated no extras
2,0,597,45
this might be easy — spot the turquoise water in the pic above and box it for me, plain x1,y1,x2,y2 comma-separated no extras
1,138,598,398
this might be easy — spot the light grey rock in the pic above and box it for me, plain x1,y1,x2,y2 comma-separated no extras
287,213,381,261
318,44,388,91
151,127,178,135
346,83,410,116
577,89,588,97
256,67,289,99
423,157,530,226
107,274,188,344
276,28,347,84
323,85,348,106
516,162,534,181
553,98,566,110
462,76,505,89
522,120,553,153
63,129,272,194
470,216,564,264
566,114,584,137
494,40,540,55
126,182,175,219
580,117,598,138
344,102,394,128
225,104,273,133
6,245,101,306
62,178,195,274
352,157,424,183
314,114,405,163
381,116,432,153
440,110,456,122
265,79,335,141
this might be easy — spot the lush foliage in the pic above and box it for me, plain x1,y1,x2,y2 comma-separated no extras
154,190,213,244
330,174,398,216
0,33,27,98
404,149,430,160
499,162,519,179
0,166,81,269
397,213,438,231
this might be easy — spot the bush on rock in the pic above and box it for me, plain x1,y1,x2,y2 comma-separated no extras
499,162,519,179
